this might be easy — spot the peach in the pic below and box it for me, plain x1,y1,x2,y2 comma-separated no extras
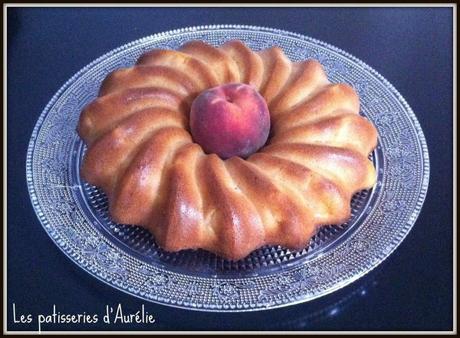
190,83,270,159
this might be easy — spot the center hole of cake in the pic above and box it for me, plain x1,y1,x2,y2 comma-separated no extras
189,83,271,160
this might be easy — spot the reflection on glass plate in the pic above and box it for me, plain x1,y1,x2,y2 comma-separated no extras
26,25,429,312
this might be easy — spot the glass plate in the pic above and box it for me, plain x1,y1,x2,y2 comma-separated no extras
26,25,430,312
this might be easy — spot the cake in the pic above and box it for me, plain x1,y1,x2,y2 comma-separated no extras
77,40,378,260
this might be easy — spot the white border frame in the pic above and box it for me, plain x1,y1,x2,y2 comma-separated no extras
3,3,456,335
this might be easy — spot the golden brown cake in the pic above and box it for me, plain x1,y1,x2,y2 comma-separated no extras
77,40,378,260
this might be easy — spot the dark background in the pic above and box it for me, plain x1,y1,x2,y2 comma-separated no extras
7,7,454,332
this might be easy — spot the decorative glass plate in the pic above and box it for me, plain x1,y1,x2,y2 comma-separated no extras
26,25,430,312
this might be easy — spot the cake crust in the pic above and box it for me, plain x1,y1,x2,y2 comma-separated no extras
77,40,378,261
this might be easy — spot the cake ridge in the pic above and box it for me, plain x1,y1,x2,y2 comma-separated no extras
78,86,186,144
82,107,188,194
220,40,264,87
268,59,330,117
99,65,201,98
248,152,351,225
109,127,192,226
136,49,220,89
262,142,376,195
257,46,292,103
272,84,361,133
225,157,316,249
147,142,206,252
269,113,378,156
180,40,241,84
